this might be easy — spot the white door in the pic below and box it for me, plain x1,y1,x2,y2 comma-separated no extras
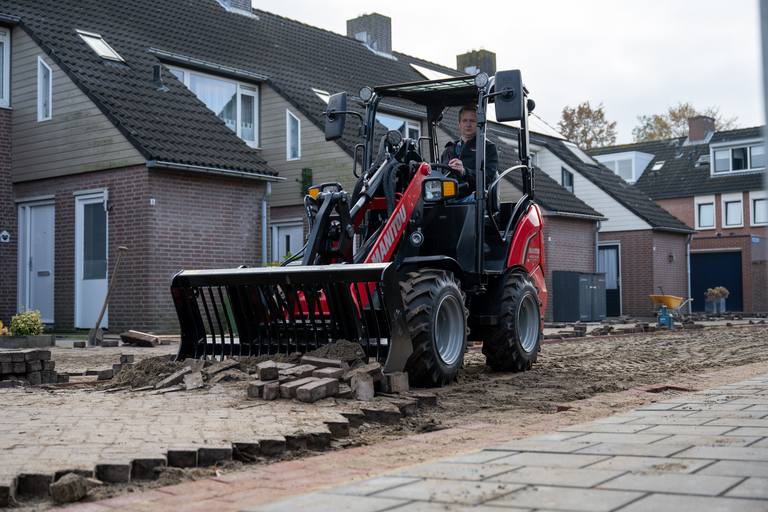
271,223,304,263
75,193,108,329
17,201,55,324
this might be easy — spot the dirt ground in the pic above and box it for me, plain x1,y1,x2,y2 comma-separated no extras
11,321,768,511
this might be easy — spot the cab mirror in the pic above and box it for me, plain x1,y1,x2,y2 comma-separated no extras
325,92,347,141
494,70,524,122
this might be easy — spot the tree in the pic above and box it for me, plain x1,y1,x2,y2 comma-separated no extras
557,101,617,150
632,102,739,142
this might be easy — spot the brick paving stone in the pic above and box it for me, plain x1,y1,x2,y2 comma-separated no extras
320,476,422,496
724,476,768,499
486,451,610,469
372,479,524,505
240,493,408,512
393,462,514,481
489,466,624,488
618,494,768,512
599,472,743,495
485,485,644,511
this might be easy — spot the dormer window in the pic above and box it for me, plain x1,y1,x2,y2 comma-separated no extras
376,112,420,140
592,151,654,184
76,30,124,62
711,139,764,174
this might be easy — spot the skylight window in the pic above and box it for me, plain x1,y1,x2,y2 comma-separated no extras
562,141,599,166
652,161,664,171
76,30,124,62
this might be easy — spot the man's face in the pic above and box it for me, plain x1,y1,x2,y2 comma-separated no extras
459,110,477,141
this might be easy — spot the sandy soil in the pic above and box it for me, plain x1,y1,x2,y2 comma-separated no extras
10,322,768,511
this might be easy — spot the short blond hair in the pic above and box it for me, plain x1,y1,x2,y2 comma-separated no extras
458,104,478,122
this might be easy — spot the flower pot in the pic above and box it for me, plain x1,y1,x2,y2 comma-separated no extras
715,297,726,313
0,335,55,349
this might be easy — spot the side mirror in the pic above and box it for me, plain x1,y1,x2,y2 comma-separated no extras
324,92,347,141
494,70,524,122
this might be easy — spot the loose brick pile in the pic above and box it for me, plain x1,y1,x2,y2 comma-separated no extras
247,356,409,404
0,349,65,386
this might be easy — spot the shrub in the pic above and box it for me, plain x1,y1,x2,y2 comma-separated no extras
704,287,729,302
10,306,44,336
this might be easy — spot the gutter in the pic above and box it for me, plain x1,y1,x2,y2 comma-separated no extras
261,183,271,265
686,234,693,314
0,14,20,24
147,161,284,182
546,210,607,221
595,220,602,273
651,226,698,234
147,48,268,82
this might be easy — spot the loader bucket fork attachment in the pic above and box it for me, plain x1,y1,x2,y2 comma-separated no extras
170,262,413,373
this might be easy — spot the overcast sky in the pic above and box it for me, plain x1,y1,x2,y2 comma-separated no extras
253,0,764,144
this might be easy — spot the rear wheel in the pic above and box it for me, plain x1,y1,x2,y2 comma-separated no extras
483,272,542,372
402,269,467,387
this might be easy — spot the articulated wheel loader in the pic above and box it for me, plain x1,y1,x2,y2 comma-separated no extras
170,70,547,387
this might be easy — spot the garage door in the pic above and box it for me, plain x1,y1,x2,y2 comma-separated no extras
690,251,743,312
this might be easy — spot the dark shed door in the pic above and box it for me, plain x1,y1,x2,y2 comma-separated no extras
691,251,743,312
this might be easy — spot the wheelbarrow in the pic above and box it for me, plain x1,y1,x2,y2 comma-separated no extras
650,287,693,329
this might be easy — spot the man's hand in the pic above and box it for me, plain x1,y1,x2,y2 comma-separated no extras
448,158,465,176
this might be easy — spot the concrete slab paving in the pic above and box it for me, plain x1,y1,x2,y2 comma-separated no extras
230,373,768,512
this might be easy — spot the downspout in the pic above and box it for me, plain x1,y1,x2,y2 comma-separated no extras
686,234,692,314
594,220,602,272
262,182,271,265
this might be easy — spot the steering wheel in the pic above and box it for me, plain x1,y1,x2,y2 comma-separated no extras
429,162,461,179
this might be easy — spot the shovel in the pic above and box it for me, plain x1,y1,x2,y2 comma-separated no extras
88,246,128,346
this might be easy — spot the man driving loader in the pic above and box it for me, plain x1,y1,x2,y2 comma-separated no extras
440,104,499,202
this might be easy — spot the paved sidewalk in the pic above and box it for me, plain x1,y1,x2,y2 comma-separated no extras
239,375,768,512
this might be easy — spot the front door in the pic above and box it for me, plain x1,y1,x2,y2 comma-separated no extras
690,251,743,312
598,244,621,317
271,223,304,263
75,193,108,329
17,201,55,324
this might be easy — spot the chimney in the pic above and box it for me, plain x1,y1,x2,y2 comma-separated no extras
456,49,496,75
347,13,391,55
688,116,715,142
217,0,255,17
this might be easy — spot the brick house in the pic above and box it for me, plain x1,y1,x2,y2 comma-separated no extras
533,136,696,317
0,0,282,332
589,118,766,313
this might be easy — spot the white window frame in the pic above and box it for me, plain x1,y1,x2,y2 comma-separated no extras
721,192,744,229
376,112,421,140
169,66,260,148
0,28,10,108
286,109,301,161
561,167,574,193
749,190,768,227
694,195,716,231
37,56,52,122
710,138,765,175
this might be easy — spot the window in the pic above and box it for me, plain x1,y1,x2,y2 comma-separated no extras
562,168,573,193
712,141,765,174
0,29,10,108
694,195,715,230
750,191,768,226
286,110,300,161
592,151,654,183
171,67,259,147
37,57,52,122
722,192,743,228
76,30,124,61
376,113,420,140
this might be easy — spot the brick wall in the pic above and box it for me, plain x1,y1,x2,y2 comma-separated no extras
14,166,268,333
0,108,13,325
657,193,765,238
655,197,694,230
652,231,690,303
599,230,653,316
542,216,597,321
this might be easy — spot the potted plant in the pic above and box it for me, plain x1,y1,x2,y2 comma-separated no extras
704,287,729,315
0,307,53,349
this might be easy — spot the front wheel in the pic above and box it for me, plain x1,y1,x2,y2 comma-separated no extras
402,269,467,387
483,272,542,372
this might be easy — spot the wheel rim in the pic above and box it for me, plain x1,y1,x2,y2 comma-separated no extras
518,293,539,353
434,293,464,366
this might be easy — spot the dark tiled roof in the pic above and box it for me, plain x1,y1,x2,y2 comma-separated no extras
546,136,695,233
588,127,765,200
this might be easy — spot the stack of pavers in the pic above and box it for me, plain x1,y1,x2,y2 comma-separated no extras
248,355,409,403
0,349,66,386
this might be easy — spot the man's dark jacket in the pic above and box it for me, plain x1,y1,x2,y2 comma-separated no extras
440,136,498,199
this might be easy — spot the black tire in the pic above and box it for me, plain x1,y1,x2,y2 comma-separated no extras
402,269,467,387
483,272,542,372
